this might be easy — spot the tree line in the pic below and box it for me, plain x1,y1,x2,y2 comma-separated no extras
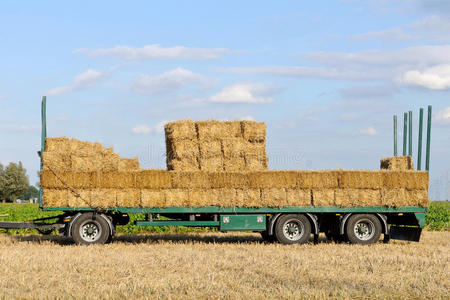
0,162,39,203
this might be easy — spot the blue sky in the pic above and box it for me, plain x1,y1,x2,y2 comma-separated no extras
0,1,449,200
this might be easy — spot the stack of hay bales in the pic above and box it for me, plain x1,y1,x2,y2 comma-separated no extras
164,120,268,172
380,156,413,170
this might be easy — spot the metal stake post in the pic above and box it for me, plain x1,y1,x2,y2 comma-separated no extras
408,111,413,157
393,115,398,156
417,108,423,170
425,105,432,171
403,112,407,156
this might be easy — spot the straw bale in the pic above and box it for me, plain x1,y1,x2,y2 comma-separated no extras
135,170,171,189
241,121,266,143
199,139,222,158
261,188,287,207
42,152,72,171
72,172,98,189
71,155,101,172
381,188,410,207
167,138,199,159
170,171,211,189
90,189,117,208
45,137,70,153
312,189,335,206
217,188,242,207
199,156,223,171
406,189,429,207
196,121,226,140
244,156,268,171
67,189,91,207
298,171,339,188
224,121,243,138
43,189,68,207
141,189,165,207
167,158,200,171
118,158,140,171
286,189,312,206
222,138,246,158
165,120,197,140
247,171,298,188
339,171,383,189
382,171,428,189
188,189,220,207
242,188,262,207
41,170,72,189
164,189,189,207
101,153,120,172
380,156,413,170
70,139,102,156
223,156,247,172
335,189,381,207
209,172,249,188
98,172,136,188
116,189,141,207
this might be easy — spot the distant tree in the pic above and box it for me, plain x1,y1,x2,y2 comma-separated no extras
23,185,39,200
1,162,29,202
0,163,5,202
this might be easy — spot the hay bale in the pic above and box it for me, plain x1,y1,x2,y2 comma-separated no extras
199,139,222,158
101,153,120,172
209,172,249,188
247,171,298,188
312,189,335,206
167,138,199,159
170,171,211,189
406,189,429,207
71,155,101,172
223,156,247,172
164,189,189,207
261,188,287,207
70,138,102,156
116,189,141,207
339,171,383,189
196,121,224,140
286,189,312,206
167,157,199,171
199,156,223,171
222,138,246,158
135,170,171,189
90,189,117,208
141,189,165,207
42,152,72,171
40,170,72,189
188,189,220,207
72,172,98,189
43,189,68,207
216,188,241,207
98,172,136,188
118,158,140,171
241,121,266,143
298,171,339,188
68,189,91,207
381,188,408,207
242,188,262,207
380,156,413,170
45,137,70,153
165,120,197,140
335,189,381,207
382,171,429,189
244,156,268,171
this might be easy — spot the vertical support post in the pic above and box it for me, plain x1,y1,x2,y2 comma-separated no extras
39,96,47,209
417,108,424,170
393,115,397,156
425,105,432,171
403,112,407,156
408,111,413,157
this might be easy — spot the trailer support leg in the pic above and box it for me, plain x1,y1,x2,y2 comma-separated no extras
313,234,319,244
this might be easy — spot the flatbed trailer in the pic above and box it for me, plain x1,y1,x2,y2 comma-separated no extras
0,97,429,245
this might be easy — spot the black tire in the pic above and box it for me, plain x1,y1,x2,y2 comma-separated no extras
260,231,276,242
71,213,111,245
274,214,311,245
345,214,381,245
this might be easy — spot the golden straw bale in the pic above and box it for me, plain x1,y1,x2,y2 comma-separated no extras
199,156,223,171
380,156,413,170
339,171,383,189
90,189,117,208
223,121,243,138
223,156,247,172
381,188,409,207
199,139,222,157
45,137,70,153
40,170,72,189
312,189,335,206
43,189,68,207
116,189,141,207
69,139,99,156
222,138,246,158
72,172,99,189
406,189,429,207
164,189,189,207
67,189,91,207
135,170,171,189
98,172,136,188
101,153,120,172
141,189,165,208
188,189,220,207
170,171,211,189
261,188,287,207
165,120,197,140
382,171,429,189
71,155,101,172
167,138,199,159
244,156,268,171
209,172,250,188
298,171,339,188
42,152,72,171
335,189,381,207
167,158,200,171
217,188,241,207
286,189,312,206
241,121,266,143
118,158,140,171
196,121,225,140
247,171,298,188
242,188,262,207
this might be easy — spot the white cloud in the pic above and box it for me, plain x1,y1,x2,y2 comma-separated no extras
339,85,398,99
131,120,170,134
75,44,230,60
435,107,450,124
131,68,210,95
208,83,276,104
400,64,450,89
351,28,411,41
360,127,378,136
46,69,108,96
411,15,450,41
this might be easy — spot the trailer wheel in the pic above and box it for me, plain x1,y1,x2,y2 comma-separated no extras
345,214,381,245
71,213,111,245
274,214,311,245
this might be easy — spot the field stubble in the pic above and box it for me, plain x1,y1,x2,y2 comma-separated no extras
0,231,448,299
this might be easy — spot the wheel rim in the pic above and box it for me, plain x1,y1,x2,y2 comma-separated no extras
79,220,102,242
282,219,304,241
353,219,375,241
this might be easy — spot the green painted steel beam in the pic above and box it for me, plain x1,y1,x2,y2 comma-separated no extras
39,96,47,210
136,221,219,227
408,111,413,157
393,115,398,156
414,213,426,228
425,105,432,171
417,108,424,170
403,112,407,156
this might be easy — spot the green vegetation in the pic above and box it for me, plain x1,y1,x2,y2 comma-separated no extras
0,162,30,202
425,201,450,231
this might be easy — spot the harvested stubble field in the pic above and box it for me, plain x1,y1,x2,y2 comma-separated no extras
0,231,448,299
